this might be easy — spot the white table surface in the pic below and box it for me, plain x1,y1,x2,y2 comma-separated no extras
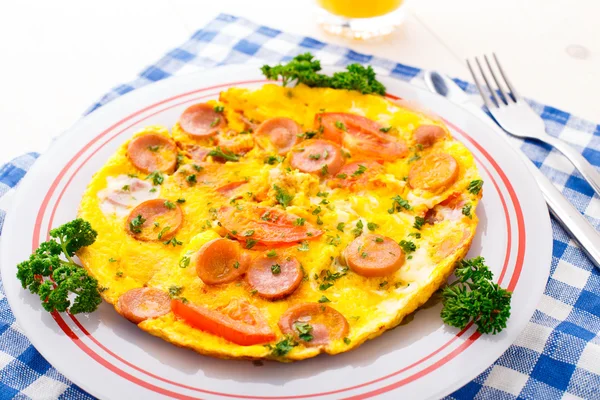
1,0,598,165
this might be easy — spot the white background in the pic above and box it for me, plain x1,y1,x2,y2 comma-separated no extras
1,0,597,164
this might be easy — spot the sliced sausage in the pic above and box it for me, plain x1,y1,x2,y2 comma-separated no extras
125,199,183,241
117,287,171,324
246,253,302,299
343,234,405,277
216,130,255,154
278,303,349,346
179,103,225,137
408,153,459,191
255,117,301,155
413,125,447,148
126,133,178,174
195,238,250,285
216,181,248,196
289,139,344,176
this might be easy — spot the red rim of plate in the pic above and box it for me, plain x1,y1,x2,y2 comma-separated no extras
30,81,525,399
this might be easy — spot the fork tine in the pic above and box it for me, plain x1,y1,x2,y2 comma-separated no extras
484,54,510,105
466,59,494,109
493,53,521,101
475,56,502,107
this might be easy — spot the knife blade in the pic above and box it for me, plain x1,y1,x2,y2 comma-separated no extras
424,71,600,270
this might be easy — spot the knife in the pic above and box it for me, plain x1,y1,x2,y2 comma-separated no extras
424,71,600,270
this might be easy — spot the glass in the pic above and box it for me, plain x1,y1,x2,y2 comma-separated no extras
316,0,405,40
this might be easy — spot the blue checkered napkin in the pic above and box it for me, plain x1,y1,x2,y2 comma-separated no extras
1,13,599,400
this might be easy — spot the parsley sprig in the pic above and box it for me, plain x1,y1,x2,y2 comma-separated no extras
16,219,102,314
261,53,386,96
441,257,512,334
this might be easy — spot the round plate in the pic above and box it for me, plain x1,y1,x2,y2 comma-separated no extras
0,65,552,400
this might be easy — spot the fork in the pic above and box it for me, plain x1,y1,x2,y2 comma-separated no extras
467,54,600,198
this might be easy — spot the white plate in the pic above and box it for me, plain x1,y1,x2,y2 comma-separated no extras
0,65,552,400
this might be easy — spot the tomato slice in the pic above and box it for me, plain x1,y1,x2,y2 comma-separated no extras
171,299,275,346
316,113,408,161
218,206,323,245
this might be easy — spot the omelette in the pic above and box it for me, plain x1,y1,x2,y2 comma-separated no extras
77,83,482,361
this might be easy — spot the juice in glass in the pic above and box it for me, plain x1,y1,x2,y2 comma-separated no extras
316,0,406,40
317,0,403,19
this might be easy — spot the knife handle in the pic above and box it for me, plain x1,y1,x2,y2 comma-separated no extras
526,160,600,268
462,104,600,270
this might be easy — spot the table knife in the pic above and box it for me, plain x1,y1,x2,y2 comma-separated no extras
423,71,600,270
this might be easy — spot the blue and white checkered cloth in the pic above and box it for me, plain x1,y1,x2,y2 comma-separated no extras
1,13,599,400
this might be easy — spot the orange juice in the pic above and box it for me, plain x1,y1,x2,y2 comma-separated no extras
317,0,403,19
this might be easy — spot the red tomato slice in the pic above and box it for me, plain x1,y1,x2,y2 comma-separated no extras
218,206,323,245
171,299,275,346
316,113,408,161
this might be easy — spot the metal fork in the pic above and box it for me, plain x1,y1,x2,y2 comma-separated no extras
467,54,600,198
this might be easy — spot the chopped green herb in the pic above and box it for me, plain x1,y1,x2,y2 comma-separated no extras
351,164,367,177
318,295,330,303
352,220,364,237
146,171,164,185
374,237,384,243
264,155,284,165
321,164,328,176
336,222,345,232
408,232,422,239
243,230,255,237
462,204,473,218
319,282,333,291
129,214,146,233
273,185,294,208
176,198,186,203
312,206,322,215
468,180,484,195
361,251,368,258
295,218,306,226
335,121,347,131
379,126,392,133
269,336,297,357
192,164,203,172
367,222,379,231
308,153,321,160
408,154,421,163
149,187,157,193
168,285,183,298
179,252,192,268
186,174,197,185
163,237,182,247
147,145,160,152
389,195,412,213
208,146,240,162
121,184,130,191
164,200,175,209
316,216,323,225
297,241,310,252
343,337,351,345
379,281,389,288
116,271,123,277
266,250,277,258
245,239,258,249
326,235,341,246
233,261,240,269
157,226,171,240
294,322,313,342
336,173,347,179
413,216,425,230
271,264,281,275
214,105,224,113
108,257,117,263
210,117,221,128
399,240,416,253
